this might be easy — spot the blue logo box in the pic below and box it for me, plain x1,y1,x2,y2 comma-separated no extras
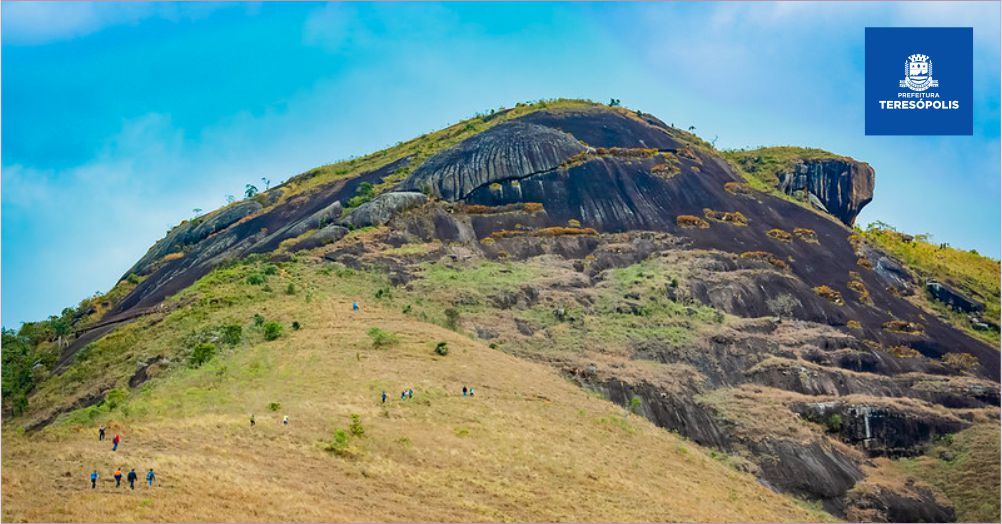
865,27,972,136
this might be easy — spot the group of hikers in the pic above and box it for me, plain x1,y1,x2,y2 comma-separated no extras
90,467,155,490
92,426,156,490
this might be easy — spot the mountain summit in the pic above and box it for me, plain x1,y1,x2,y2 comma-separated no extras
5,100,999,522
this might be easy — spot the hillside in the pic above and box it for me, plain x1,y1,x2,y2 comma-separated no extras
4,100,999,522
1,261,830,522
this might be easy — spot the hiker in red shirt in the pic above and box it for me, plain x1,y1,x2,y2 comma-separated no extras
112,434,120,452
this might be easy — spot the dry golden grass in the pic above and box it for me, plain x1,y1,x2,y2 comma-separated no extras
2,290,827,522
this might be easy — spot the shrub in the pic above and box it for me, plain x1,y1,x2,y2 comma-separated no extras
480,237,496,245
767,229,793,242
349,414,365,437
846,319,862,330
268,402,281,412
489,183,502,192
523,202,544,213
291,321,301,331
723,181,753,195
162,252,185,263
740,251,788,270
325,429,351,455
676,215,710,229
253,314,265,327
793,228,819,244
826,414,843,432
535,227,598,237
402,304,412,314
567,218,582,227
367,327,399,348
847,279,871,303
285,283,296,295
262,264,278,276
444,308,460,330
888,345,921,358
263,321,283,341
856,257,874,269
766,294,799,318
703,208,749,226
189,342,218,368
882,320,923,335
125,273,141,285
434,342,449,356
651,159,680,178
221,324,242,346
375,287,392,299
629,396,643,414
247,273,266,285
813,285,845,305
944,353,979,372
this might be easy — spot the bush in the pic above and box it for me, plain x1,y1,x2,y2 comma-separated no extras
882,319,923,335
349,414,365,437
793,227,819,244
740,251,788,270
676,215,710,229
434,342,449,356
444,308,460,330
703,208,749,226
262,264,278,276
943,352,979,372
813,285,845,305
567,218,582,227
268,402,281,412
285,283,296,295
221,324,242,346
247,273,266,285
325,429,351,455
826,414,843,432
263,321,283,341
629,396,642,414
367,327,399,348
767,229,793,242
291,321,301,331
253,314,265,327
375,287,392,299
189,342,218,368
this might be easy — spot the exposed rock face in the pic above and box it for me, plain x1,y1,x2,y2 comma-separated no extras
776,159,875,226
340,192,428,228
845,481,956,523
926,280,985,313
401,121,585,200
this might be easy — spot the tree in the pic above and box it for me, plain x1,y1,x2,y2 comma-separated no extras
261,177,271,190
225,194,236,204
192,208,202,217
608,98,621,107
688,125,696,132
245,184,259,199
2,329,35,416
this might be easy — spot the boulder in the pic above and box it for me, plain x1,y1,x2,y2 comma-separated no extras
776,159,874,226
340,192,428,229
926,280,984,313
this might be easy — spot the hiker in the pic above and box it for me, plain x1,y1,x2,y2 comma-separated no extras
470,387,475,397
408,389,413,399
462,386,468,397
127,468,138,490
90,470,98,489
98,425,106,441
146,469,156,488
283,415,289,426
401,390,407,400
112,433,120,451
250,414,255,427
114,468,123,488
352,302,359,312
381,391,387,403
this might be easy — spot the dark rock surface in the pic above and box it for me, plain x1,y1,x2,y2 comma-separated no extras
775,159,875,226
926,280,985,313
340,192,428,228
401,121,585,200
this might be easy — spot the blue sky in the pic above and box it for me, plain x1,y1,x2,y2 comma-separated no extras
3,1,999,326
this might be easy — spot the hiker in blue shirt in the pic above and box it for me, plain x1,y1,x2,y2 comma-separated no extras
352,302,359,311
146,469,156,487
381,391,387,403
90,470,98,489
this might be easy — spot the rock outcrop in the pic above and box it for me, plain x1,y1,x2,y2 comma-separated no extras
340,192,428,228
776,159,875,226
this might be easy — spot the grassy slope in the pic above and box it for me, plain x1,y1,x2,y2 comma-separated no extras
720,147,850,196
859,225,1001,347
893,423,1001,522
2,257,831,522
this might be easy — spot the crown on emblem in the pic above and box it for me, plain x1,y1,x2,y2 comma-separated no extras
908,53,930,63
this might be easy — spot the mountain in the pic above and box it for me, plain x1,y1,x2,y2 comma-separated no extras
4,99,999,522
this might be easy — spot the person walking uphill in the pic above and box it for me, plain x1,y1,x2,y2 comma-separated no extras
114,468,123,488
146,468,156,488
381,391,387,403
90,470,98,489
127,468,138,490
98,425,105,441
112,433,120,451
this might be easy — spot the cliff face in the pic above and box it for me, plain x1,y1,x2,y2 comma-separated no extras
776,159,875,226
47,104,998,522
